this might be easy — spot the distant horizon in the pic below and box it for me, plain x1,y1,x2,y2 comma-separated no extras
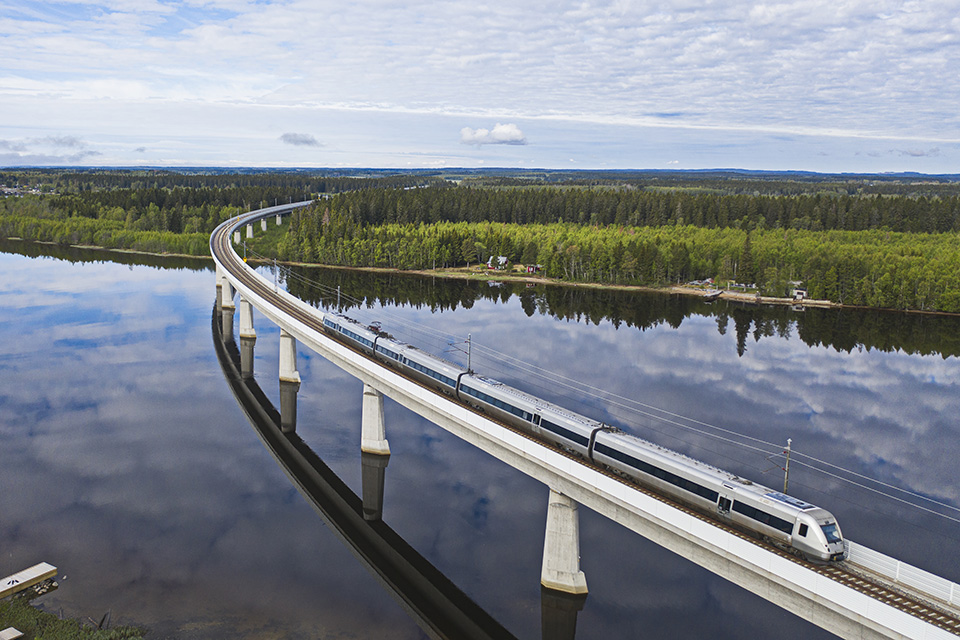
3,165,960,181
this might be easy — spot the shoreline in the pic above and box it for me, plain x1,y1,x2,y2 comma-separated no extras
4,237,959,317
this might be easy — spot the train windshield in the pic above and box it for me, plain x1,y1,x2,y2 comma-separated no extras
821,523,842,544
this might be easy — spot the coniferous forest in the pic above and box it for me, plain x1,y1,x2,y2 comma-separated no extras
2,169,959,312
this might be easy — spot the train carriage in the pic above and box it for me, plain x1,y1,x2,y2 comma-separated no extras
593,430,725,513
399,345,463,396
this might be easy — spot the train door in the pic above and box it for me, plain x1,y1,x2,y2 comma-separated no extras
718,494,732,517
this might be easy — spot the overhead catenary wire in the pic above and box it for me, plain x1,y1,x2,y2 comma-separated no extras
470,339,960,518
787,459,960,525
243,250,960,524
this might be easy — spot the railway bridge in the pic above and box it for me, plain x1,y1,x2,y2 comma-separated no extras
212,202,960,640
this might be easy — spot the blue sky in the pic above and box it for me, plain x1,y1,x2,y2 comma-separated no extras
2,0,959,172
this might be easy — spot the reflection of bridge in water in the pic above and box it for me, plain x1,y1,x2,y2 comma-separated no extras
214,305,585,640
213,203,960,640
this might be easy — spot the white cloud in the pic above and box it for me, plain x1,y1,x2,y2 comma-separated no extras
0,133,101,165
460,123,527,146
34,135,86,148
279,132,321,147
895,147,940,157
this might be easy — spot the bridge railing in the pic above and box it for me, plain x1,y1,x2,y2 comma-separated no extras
846,540,960,608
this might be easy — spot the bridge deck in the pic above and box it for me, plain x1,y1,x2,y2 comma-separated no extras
213,204,960,639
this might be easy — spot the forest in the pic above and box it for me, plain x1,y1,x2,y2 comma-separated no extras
2,169,959,313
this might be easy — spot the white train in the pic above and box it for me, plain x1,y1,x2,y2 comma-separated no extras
321,312,846,563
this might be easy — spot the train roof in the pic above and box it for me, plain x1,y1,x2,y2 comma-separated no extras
395,340,468,374
465,374,601,428
608,430,784,499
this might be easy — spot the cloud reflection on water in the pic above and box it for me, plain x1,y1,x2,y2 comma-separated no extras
1,249,958,640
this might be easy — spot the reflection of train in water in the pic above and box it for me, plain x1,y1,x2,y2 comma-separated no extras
320,311,846,563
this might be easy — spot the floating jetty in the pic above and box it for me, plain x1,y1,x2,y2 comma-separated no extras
0,562,57,600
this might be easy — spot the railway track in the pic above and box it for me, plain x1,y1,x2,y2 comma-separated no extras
213,215,960,637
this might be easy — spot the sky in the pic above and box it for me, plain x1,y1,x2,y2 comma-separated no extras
1,0,959,172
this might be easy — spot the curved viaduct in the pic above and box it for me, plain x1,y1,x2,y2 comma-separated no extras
212,201,960,640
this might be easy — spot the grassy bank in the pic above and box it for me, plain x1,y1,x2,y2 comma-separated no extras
0,598,145,640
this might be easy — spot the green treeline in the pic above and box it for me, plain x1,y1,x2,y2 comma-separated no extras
279,203,960,312
315,185,960,233
0,171,439,251
0,172,443,236
3,172,960,313
0,208,211,256
0,169,444,195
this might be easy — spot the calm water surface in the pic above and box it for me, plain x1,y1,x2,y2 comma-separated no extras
1,241,958,639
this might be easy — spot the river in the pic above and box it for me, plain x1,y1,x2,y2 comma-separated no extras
1,239,958,639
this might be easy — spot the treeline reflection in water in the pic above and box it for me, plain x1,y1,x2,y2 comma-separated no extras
0,237,213,272
4,236,958,360
279,264,960,360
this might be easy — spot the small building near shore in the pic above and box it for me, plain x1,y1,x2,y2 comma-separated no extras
487,256,508,270
789,281,808,301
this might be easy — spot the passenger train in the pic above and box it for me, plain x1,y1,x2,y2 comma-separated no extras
320,311,846,563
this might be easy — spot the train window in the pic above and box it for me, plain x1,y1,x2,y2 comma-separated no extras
540,419,590,447
375,345,400,360
409,361,455,386
593,443,719,503
461,385,529,420
798,524,808,537
821,523,842,543
732,501,794,534
341,328,374,347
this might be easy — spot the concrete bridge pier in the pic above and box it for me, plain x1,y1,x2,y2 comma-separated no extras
220,275,235,310
279,329,301,384
360,384,391,456
238,299,257,378
541,587,587,640
233,230,241,243
220,306,234,342
240,337,256,379
278,330,301,433
361,452,390,521
279,380,300,433
541,490,588,595
239,298,256,339
260,218,267,232
276,214,282,225
215,267,223,313
246,223,253,239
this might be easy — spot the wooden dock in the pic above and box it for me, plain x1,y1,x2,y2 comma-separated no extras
1,562,57,600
